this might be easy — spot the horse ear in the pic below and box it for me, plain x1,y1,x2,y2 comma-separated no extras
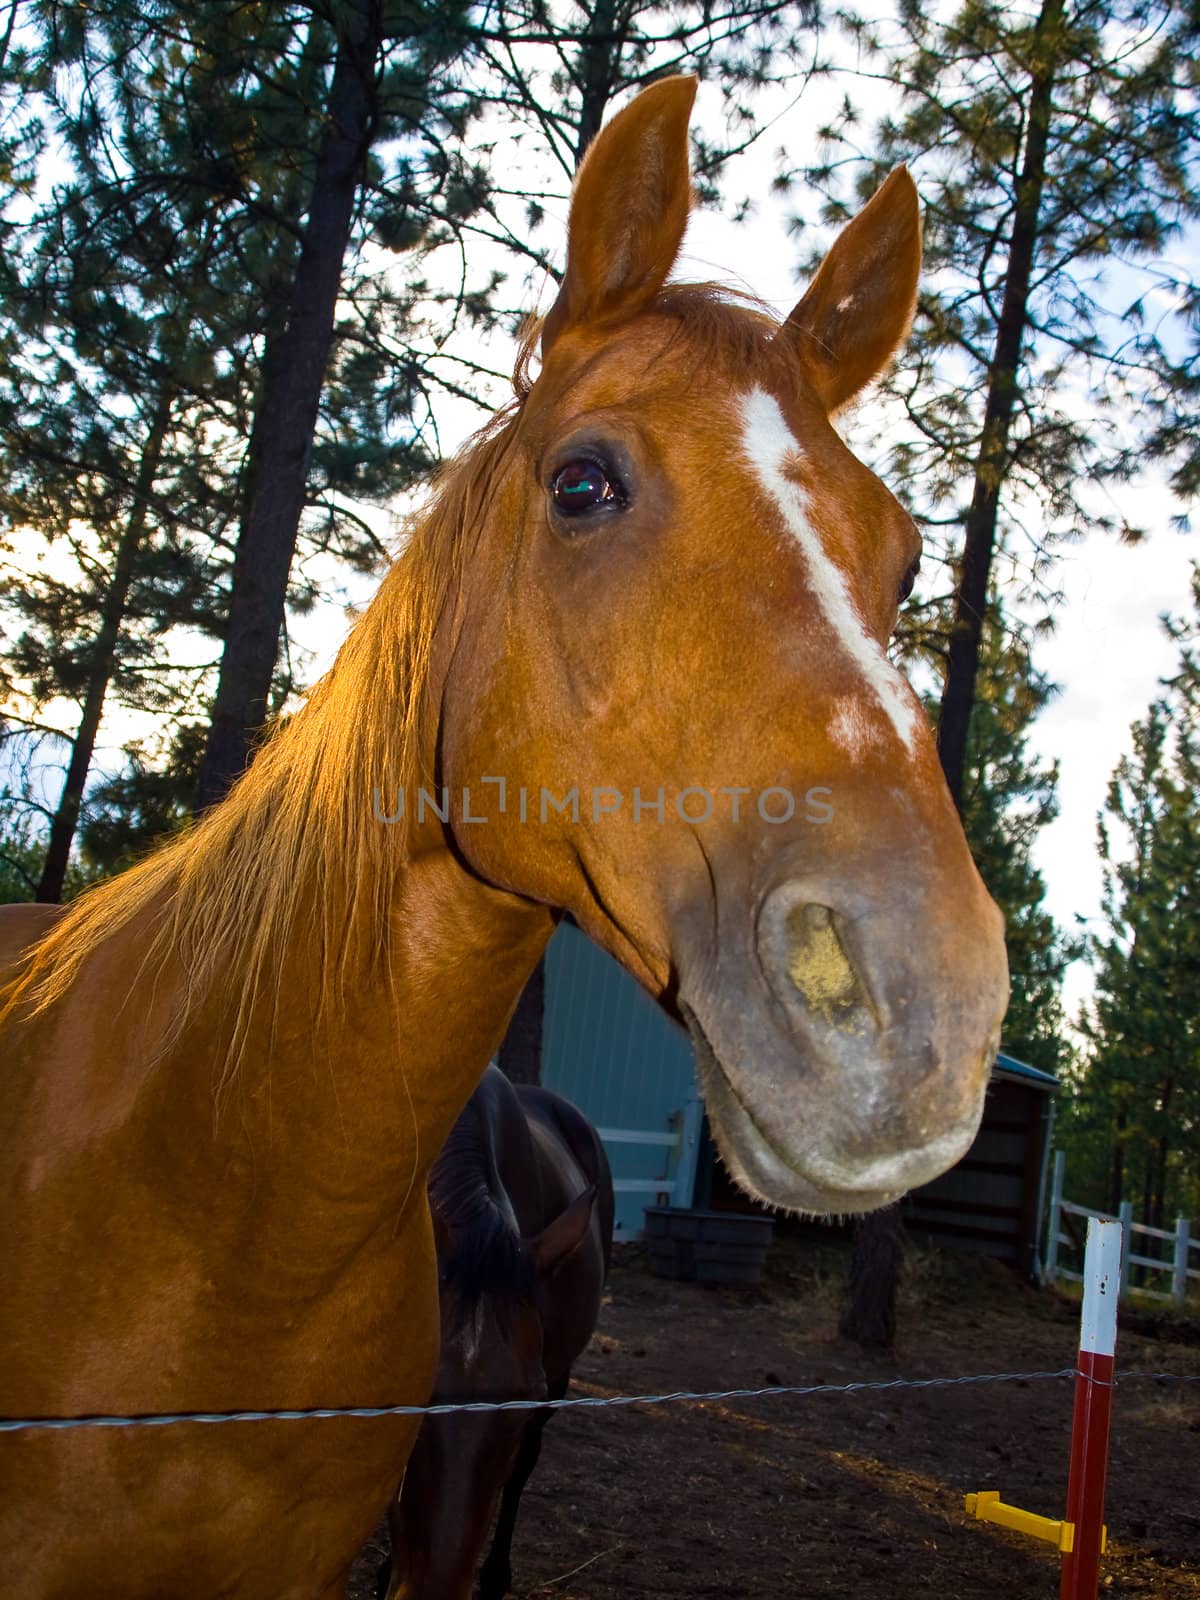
541,76,697,357
529,1186,596,1276
782,168,922,414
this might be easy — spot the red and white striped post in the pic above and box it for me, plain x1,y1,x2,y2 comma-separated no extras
1060,1217,1121,1600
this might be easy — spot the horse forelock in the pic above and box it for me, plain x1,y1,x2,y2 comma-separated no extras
521,280,800,398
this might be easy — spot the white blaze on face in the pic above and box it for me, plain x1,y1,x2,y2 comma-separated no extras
740,387,921,754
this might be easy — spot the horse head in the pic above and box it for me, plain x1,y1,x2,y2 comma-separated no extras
434,1184,597,1410
437,76,1008,1216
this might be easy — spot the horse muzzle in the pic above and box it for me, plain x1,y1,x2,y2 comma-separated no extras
676,865,1009,1216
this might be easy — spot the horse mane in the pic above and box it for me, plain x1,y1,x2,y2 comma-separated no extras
0,283,790,1074
429,1082,538,1311
0,398,526,1072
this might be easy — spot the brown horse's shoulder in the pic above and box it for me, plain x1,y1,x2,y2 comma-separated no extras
0,902,65,977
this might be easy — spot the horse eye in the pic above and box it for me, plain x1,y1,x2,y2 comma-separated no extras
551,459,621,516
898,557,920,604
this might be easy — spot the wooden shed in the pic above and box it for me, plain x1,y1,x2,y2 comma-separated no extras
541,921,1058,1270
901,1052,1058,1275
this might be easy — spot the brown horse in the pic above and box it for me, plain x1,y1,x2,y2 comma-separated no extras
378,1065,613,1600
0,74,1006,1598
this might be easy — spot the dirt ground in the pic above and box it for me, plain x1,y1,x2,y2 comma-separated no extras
348,1230,1200,1600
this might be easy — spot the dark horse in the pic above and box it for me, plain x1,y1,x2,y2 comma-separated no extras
378,1066,614,1600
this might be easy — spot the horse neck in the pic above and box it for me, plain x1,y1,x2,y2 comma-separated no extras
216,855,551,1231
339,854,548,1113
25,845,553,1274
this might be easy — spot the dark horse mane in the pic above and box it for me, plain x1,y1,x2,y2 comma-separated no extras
428,1072,538,1313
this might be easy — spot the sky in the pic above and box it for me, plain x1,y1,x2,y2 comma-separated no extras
1028,516,1195,1017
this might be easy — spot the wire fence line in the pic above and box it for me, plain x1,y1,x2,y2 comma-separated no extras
1,1366,1196,1435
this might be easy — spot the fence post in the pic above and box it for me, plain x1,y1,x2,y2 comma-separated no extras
1117,1201,1133,1300
1059,1218,1121,1600
1045,1149,1065,1287
1173,1216,1191,1307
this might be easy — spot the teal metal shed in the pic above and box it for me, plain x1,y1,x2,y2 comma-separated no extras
542,921,700,1238
541,920,1058,1265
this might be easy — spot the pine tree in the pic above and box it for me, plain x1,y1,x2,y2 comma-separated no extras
76,723,207,878
823,0,1200,1341
0,725,103,902
1069,573,1200,1224
0,816,43,903
0,7,285,896
0,184,230,900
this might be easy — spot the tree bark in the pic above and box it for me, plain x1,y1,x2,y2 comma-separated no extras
36,394,173,902
194,0,385,810
1108,1107,1127,1216
936,0,1065,810
839,1202,903,1349
572,0,623,165
497,953,546,1086
1151,1078,1172,1234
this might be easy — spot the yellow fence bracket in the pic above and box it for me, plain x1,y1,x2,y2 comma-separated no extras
964,1490,1106,1555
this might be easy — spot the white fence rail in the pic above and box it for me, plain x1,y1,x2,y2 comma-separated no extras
597,1085,704,1211
1044,1150,1199,1305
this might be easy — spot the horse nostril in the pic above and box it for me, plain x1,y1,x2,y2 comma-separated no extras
784,904,866,1025
757,886,879,1034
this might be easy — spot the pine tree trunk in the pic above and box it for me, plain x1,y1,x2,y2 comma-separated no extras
840,1203,902,1348
1109,1108,1126,1215
936,0,1065,809
1151,1078,1172,1232
35,396,172,902
194,0,385,810
497,954,546,1086
573,0,623,164
1139,1162,1155,1287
